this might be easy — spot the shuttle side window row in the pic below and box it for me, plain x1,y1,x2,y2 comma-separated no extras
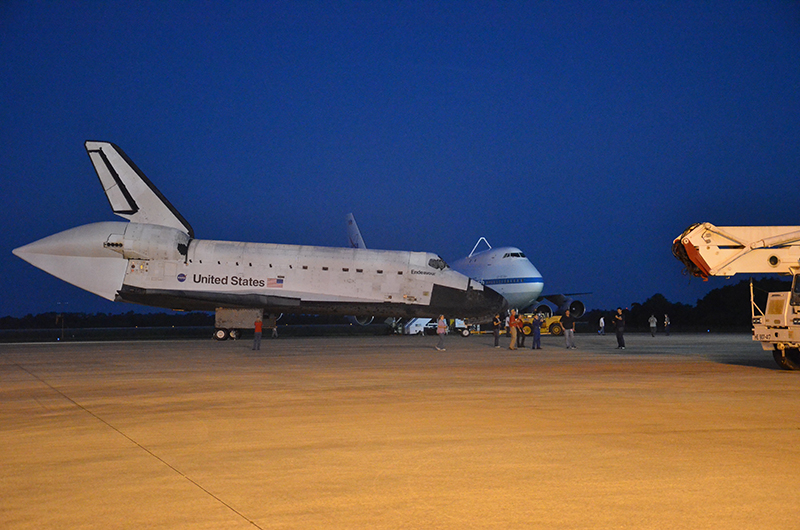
185,260,402,276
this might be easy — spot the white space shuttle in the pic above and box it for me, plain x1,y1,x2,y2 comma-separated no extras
345,214,585,317
13,142,507,324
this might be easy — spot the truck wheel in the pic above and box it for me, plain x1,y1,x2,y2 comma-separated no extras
521,324,534,336
549,323,563,336
773,347,800,370
229,329,241,340
460,328,470,337
214,328,228,341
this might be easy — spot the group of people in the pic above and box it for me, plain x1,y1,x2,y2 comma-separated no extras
252,308,670,352
494,309,548,350
597,308,628,349
250,308,668,352
433,308,588,351
433,312,541,352
646,314,671,336
495,308,579,351
435,307,633,351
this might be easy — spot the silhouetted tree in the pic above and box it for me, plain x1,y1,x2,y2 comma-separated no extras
627,294,694,330
694,278,791,330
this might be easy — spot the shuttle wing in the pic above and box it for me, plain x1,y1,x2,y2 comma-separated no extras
85,141,194,237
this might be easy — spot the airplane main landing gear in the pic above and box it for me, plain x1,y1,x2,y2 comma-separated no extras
214,328,241,341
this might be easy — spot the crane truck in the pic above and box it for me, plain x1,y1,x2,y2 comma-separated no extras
673,222,800,370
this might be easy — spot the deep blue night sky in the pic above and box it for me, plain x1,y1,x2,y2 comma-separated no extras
2,1,799,317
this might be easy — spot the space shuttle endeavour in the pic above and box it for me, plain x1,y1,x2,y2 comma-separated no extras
13,142,506,327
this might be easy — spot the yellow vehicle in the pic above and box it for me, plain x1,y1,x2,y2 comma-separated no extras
519,313,564,336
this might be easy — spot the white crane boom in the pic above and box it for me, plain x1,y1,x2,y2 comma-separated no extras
673,222,800,278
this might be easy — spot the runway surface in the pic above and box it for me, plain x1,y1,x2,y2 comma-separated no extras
2,332,798,529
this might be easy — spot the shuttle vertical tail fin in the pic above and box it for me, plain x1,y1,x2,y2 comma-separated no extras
85,141,194,237
346,213,366,249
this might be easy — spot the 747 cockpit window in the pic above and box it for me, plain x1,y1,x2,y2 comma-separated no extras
502,252,526,258
428,257,448,270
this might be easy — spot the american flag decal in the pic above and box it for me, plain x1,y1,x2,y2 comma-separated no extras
267,278,284,288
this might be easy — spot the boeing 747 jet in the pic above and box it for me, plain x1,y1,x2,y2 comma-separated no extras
346,214,585,318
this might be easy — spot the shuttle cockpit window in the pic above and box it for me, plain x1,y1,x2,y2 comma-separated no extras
428,257,448,270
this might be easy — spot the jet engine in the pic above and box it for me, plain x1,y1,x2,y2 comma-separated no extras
531,304,552,317
564,299,585,318
531,295,586,318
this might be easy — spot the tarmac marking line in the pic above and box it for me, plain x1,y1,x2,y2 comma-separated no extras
10,360,266,530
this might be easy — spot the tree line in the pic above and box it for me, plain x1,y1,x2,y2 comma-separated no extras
0,310,215,330
583,277,792,332
0,278,790,332
0,311,370,330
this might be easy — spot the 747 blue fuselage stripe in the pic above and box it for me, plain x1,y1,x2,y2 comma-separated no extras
482,277,544,285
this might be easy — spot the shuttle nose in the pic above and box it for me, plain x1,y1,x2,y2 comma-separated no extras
12,222,130,301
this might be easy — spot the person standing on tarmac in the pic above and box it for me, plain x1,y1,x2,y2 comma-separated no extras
561,309,576,349
508,309,518,350
253,318,263,351
492,313,501,348
267,313,278,338
614,308,626,349
648,314,657,337
517,315,526,348
435,315,447,351
531,313,542,350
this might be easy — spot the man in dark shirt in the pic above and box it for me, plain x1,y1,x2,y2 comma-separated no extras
561,309,576,349
614,307,626,349
531,313,542,350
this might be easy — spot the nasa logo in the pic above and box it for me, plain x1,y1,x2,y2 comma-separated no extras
177,273,186,282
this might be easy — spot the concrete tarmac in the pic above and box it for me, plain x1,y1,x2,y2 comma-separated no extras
1,332,799,529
